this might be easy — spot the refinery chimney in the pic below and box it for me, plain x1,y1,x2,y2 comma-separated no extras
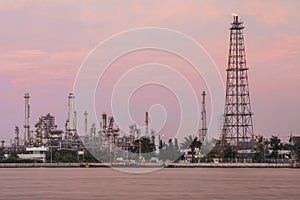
145,112,149,137
24,93,30,146
102,113,107,132
84,111,88,136
67,93,77,138
200,91,207,143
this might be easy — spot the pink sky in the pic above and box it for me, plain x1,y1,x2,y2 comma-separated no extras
0,1,300,143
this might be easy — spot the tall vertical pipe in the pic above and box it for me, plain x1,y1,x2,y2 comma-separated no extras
102,113,107,132
201,91,207,143
67,93,76,138
84,111,88,136
145,112,149,137
24,93,30,146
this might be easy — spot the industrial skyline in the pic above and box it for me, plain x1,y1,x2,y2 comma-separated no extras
0,1,300,142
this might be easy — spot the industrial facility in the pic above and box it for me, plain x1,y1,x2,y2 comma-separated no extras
1,14,298,165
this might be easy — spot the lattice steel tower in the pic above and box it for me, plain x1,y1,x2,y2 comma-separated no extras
221,14,254,150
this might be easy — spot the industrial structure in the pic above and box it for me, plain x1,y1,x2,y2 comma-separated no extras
4,15,294,165
200,91,207,143
145,112,149,137
84,111,88,136
24,93,30,146
221,14,254,151
65,93,77,141
32,113,63,147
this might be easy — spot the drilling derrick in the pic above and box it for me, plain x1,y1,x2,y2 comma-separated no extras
221,14,254,150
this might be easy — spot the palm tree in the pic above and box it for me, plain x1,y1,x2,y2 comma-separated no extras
270,135,283,161
181,135,202,163
181,135,196,149
254,135,269,163
223,145,236,162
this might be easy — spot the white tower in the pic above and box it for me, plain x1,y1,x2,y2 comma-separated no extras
67,93,77,139
153,130,160,155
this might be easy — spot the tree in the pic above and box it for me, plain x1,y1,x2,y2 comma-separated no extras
181,135,202,163
181,135,202,150
129,137,155,160
223,145,236,162
51,149,78,163
0,147,5,161
269,135,283,160
190,137,202,163
205,139,221,159
159,139,180,161
254,135,269,163
292,143,300,161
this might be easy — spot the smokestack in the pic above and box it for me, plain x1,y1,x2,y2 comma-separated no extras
153,130,160,155
145,112,149,137
24,93,30,146
15,126,20,152
84,111,88,136
102,113,107,131
66,93,77,139
68,93,76,131
200,91,207,143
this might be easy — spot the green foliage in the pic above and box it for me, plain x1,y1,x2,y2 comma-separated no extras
0,147,5,161
0,149,41,163
180,135,202,163
293,143,300,161
129,137,155,160
205,139,221,159
223,145,237,162
181,135,195,149
159,139,180,161
269,135,283,159
82,150,98,162
254,135,269,163
50,149,78,163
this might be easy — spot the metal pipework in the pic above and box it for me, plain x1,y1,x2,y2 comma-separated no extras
24,93,30,146
102,113,107,131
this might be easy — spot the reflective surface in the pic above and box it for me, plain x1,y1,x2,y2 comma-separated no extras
0,168,299,200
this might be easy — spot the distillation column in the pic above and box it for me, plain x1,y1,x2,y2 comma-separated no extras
84,111,88,136
145,112,149,137
200,91,207,143
67,93,77,139
24,93,30,146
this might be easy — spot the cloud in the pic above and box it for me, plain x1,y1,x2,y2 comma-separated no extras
0,0,300,139
0,49,88,88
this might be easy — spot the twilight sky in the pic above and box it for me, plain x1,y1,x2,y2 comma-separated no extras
0,0,300,143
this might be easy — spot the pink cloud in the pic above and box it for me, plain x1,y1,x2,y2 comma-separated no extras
242,0,291,26
0,0,299,140
0,49,88,88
